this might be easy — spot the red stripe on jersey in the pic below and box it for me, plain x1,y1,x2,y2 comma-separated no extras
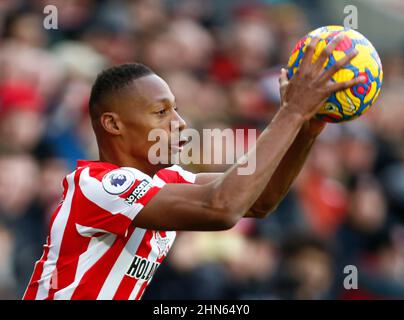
157,167,194,184
156,170,178,183
112,230,154,300
75,184,134,237
136,186,161,207
77,160,117,173
176,174,194,184
23,237,51,300
135,233,167,300
88,164,116,182
69,224,136,299
46,169,92,300
135,281,148,300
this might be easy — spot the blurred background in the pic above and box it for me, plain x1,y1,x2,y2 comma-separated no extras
0,0,404,300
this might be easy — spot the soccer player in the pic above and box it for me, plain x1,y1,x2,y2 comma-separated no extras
23,36,363,300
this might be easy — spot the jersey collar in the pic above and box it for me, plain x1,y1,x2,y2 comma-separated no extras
76,160,119,170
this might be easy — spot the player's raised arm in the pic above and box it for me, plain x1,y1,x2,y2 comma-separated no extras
133,36,365,231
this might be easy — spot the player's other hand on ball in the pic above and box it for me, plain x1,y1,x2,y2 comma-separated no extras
279,35,366,121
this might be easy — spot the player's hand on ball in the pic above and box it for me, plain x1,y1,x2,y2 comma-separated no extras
280,70,326,137
280,35,365,121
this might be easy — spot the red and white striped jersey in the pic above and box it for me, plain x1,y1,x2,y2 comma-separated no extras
23,160,196,300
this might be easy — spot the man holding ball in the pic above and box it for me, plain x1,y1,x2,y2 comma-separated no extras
24,35,364,300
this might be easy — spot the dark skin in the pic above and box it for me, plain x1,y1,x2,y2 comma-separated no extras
93,35,365,231
197,69,328,217
92,75,186,176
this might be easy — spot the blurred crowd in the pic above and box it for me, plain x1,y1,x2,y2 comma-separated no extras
0,0,403,300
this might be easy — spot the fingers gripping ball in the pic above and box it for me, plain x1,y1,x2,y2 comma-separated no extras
287,25,383,123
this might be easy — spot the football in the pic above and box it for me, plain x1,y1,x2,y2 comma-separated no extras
287,25,383,122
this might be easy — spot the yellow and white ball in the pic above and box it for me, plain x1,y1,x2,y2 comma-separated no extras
287,25,383,122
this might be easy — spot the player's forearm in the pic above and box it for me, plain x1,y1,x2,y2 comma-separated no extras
206,108,305,225
246,122,317,217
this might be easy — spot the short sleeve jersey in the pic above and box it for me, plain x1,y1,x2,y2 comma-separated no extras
23,160,196,300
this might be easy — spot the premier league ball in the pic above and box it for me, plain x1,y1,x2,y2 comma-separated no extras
287,25,383,122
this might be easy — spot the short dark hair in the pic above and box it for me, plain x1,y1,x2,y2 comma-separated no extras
89,63,154,118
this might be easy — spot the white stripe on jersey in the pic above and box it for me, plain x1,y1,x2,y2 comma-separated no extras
152,175,166,188
53,233,117,300
75,223,113,237
36,171,75,299
166,165,196,183
79,167,144,220
96,228,146,300
128,231,159,299
122,167,154,181
128,231,175,299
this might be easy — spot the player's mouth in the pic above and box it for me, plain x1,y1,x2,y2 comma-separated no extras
171,136,189,152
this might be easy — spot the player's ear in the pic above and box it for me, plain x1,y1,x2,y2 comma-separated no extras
100,112,122,135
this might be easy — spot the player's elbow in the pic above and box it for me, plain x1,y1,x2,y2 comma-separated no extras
250,202,279,219
203,202,242,231
199,205,239,230
255,207,277,219
257,193,285,218
218,213,240,230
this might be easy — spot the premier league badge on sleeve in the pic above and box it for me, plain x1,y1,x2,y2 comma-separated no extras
102,169,136,195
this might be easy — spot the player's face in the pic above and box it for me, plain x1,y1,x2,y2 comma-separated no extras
120,74,187,164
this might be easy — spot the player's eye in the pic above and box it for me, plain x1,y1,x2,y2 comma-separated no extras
157,109,167,116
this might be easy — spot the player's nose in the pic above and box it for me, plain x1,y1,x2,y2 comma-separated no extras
172,109,187,132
